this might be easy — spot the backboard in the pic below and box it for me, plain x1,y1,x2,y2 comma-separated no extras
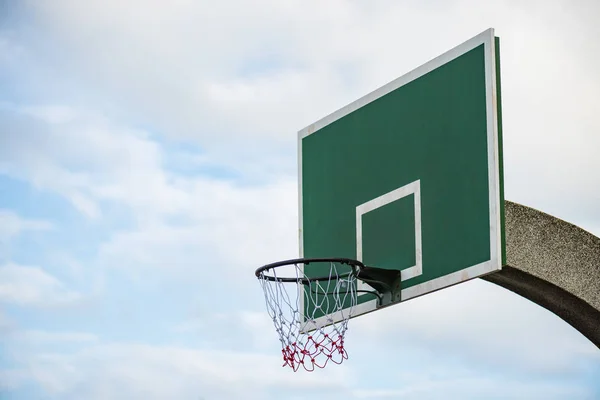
298,28,505,329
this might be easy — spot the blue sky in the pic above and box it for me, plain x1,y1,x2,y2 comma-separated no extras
1,0,599,399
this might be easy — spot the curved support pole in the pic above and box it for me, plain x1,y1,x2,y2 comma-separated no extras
483,265,600,347
481,201,600,348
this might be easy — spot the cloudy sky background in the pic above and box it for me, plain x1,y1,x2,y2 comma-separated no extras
1,0,599,398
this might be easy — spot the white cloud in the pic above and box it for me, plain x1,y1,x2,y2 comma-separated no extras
173,310,278,352
4,330,595,400
20,105,77,124
0,34,24,64
351,375,591,400
17,0,362,142
349,279,599,374
13,330,98,345
0,307,15,334
4,0,600,229
10,340,349,400
0,209,53,241
0,263,82,307
1,102,296,221
97,176,297,281
15,0,599,144
2,103,299,285
0,104,186,220
240,310,278,350
0,369,28,391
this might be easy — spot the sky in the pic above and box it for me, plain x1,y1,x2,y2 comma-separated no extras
1,0,599,399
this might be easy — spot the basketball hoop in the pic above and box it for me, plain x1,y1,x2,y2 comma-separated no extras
255,258,362,371
256,257,402,371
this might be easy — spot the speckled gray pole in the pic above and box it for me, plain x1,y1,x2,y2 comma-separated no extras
482,201,600,348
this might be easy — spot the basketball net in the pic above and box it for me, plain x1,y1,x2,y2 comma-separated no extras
257,261,358,371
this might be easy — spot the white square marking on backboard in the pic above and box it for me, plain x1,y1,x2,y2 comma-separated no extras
355,179,423,292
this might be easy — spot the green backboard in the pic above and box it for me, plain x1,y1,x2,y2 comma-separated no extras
298,29,505,329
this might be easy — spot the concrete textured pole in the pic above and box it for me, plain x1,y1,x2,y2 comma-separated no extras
482,201,600,348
